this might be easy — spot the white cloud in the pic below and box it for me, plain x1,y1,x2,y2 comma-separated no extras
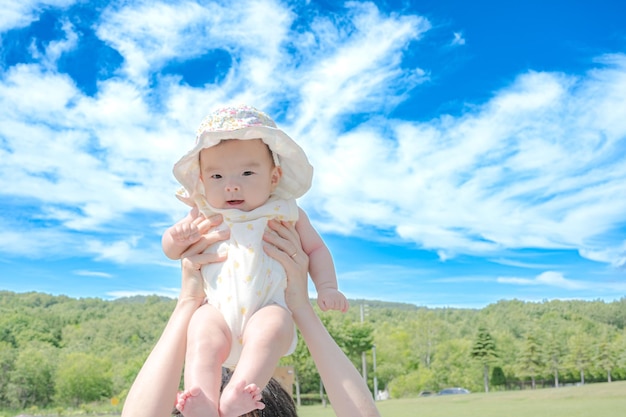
97,1,215,82
498,271,626,294
85,236,147,264
306,55,626,268
497,271,587,290
74,270,113,278
106,288,179,299
0,0,625,276
491,258,558,269
39,18,78,67
292,2,430,133
96,0,294,89
580,242,626,269
451,32,465,46
0,230,69,256
0,0,77,32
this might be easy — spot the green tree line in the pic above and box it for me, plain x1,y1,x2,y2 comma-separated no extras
1,291,626,413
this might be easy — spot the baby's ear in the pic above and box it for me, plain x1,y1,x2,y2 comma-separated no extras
271,166,283,187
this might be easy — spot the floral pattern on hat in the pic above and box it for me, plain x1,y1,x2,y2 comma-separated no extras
195,105,277,136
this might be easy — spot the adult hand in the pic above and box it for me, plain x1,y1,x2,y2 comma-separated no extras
179,214,229,306
263,219,310,312
122,214,230,417
264,223,381,417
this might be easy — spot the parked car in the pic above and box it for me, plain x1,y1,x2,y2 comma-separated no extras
418,390,436,397
438,387,470,395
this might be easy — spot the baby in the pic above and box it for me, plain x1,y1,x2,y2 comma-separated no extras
162,105,348,417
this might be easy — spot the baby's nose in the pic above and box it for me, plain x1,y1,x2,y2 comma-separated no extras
225,183,240,192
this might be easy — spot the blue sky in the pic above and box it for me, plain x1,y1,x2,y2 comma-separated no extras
1,0,625,308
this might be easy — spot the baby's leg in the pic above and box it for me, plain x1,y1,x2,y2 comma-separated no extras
176,304,231,417
219,305,294,417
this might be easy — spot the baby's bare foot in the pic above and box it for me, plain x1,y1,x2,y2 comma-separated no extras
176,387,218,417
219,379,264,417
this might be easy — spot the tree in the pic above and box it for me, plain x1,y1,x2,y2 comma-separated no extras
413,310,444,368
55,352,113,406
373,326,416,394
4,290,626,407
0,341,17,407
471,327,498,393
7,343,56,408
540,312,567,388
491,366,506,389
616,330,626,373
595,333,618,383
336,321,374,370
431,338,478,391
517,334,543,389
567,332,592,385
389,367,435,398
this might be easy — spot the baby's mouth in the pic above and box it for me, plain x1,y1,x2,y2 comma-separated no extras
227,200,244,206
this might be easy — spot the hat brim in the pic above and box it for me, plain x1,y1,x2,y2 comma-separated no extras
173,126,313,204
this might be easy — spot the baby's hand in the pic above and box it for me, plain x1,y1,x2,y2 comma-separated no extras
170,212,212,246
317,288,349,313
170,221,202,245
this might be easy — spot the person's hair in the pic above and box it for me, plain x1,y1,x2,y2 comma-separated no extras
172,367,298,417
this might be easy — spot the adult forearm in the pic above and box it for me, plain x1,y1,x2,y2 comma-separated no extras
121,299,197,417
292,305,381,417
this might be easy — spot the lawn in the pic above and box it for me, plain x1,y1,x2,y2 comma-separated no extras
297,381,626,417
4,381,623,417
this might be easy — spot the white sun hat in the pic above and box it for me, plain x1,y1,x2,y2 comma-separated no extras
173,105,313,208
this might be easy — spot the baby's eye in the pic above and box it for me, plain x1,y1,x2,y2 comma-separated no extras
242,171,255,176
210,174,222,179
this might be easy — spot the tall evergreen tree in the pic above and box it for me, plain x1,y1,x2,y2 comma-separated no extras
471,327,498,393
540,316,568,388
568,332,592,385
518,334,543,389
595,331,618,383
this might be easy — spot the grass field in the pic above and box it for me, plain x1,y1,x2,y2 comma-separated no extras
2,381,623,417
297,381,626,417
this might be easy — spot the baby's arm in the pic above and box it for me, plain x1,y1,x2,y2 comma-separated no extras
162,207,209,260
295,207,349,312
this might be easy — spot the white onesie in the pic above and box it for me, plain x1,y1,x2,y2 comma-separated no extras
199,197,299,368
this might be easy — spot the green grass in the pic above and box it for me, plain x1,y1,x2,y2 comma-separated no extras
297,381,626,417
3,381,623,417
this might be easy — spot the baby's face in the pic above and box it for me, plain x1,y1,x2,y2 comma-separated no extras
199,139,281,211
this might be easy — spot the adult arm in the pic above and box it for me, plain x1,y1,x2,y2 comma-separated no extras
122,217,229,417
263,220,381,417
